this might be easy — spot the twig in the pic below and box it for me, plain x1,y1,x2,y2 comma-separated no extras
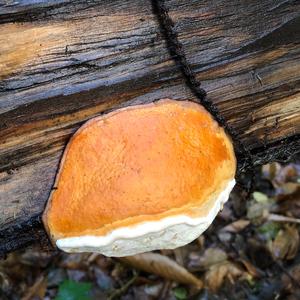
108,270,138,300
158,280,173,300
268,213,300,224
21,275,45,300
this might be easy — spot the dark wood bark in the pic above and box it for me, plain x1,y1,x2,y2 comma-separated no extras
0,0,299,257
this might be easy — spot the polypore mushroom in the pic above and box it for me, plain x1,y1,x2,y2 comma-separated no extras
43,99,236,257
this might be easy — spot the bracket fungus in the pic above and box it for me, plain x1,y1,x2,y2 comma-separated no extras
43,99,236,257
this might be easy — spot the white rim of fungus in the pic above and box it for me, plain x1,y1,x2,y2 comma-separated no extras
57,179,235,253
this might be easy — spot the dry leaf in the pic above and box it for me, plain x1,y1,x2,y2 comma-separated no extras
173,248,184,266
276,182,300,197
262,162,282,182
188,248,228,272
119,253,203,288
275,188,300,219
274,164,300,186
196,235,205,250
263,163,300,186
198,248,227,270
221,219,250,233
205,261,244,292
270,226,299,260
238,259,263,278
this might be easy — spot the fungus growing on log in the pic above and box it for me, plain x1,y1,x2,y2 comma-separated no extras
42,99,236,256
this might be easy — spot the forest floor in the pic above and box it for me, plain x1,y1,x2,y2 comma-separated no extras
1,159,300,300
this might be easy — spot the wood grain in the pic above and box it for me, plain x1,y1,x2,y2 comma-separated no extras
0,0,299,255
166,0,300,149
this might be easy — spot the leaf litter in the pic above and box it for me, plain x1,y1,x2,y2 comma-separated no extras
1,160,300,299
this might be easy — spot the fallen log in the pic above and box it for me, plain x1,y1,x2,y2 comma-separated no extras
0,0,299,257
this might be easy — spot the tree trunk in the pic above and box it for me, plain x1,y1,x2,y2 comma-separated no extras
0,0,299,257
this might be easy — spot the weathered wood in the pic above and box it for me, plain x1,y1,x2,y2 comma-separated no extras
0,0,299,255
166,0,300,149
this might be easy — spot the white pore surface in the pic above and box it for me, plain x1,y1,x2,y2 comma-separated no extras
57,179,235,257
